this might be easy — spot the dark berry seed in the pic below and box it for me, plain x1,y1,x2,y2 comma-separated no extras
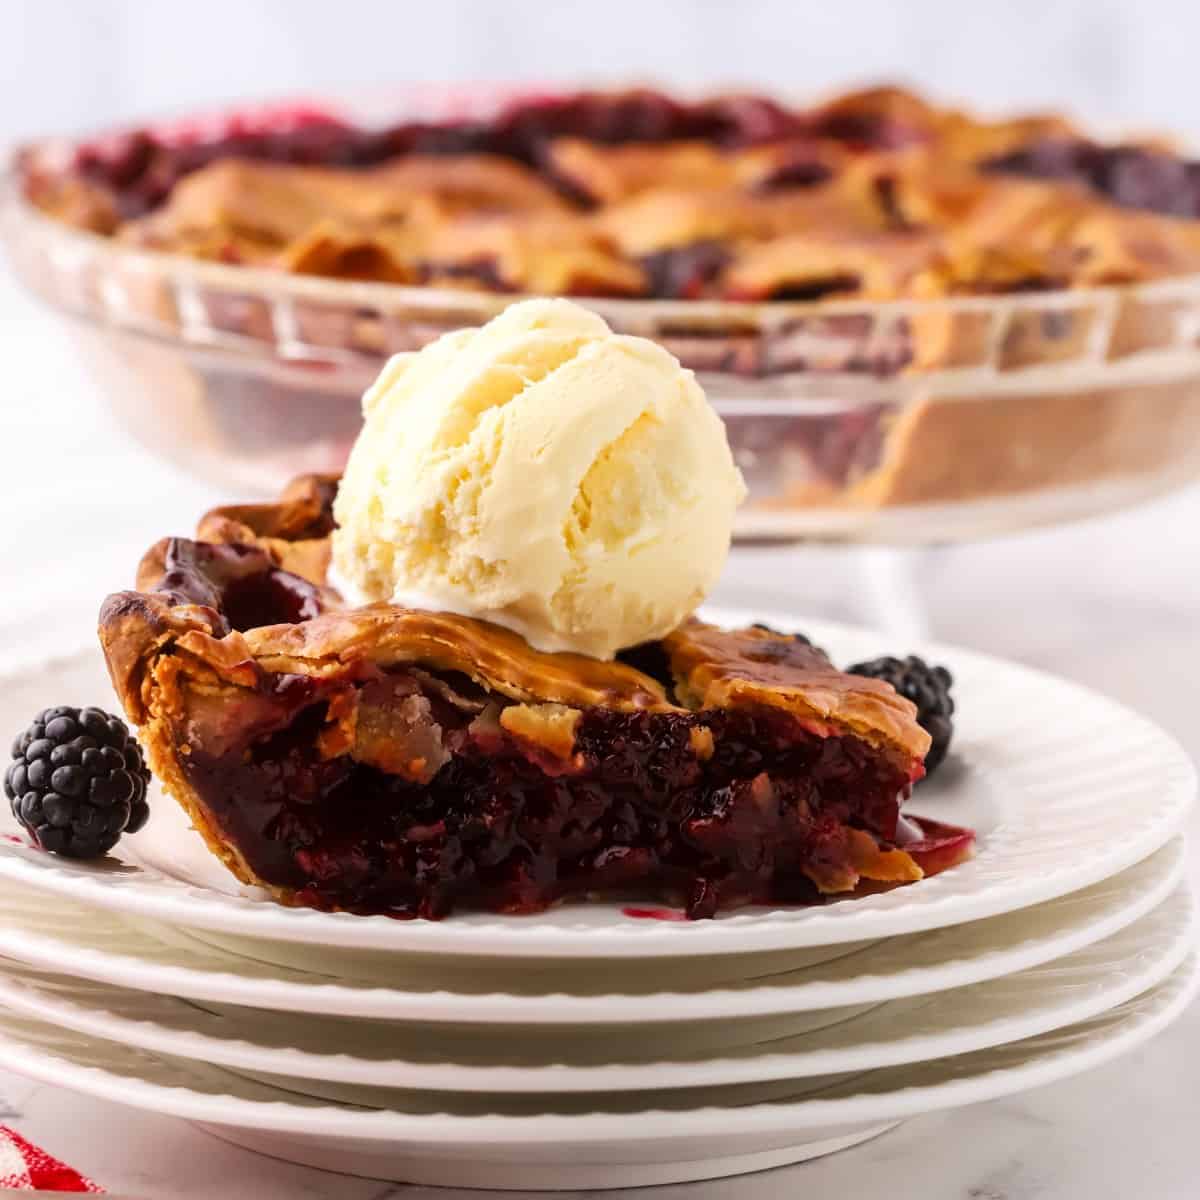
50,743,77,767
73,805,104,834
106,800,132,834
53,765,89,797
81,747,105,772
101,746,125,772
66,833,117,859
25,738,53,761
122,745,142,771
4,762,23,800
38,827,68,854
19,793,42,824
26,759,50,789
42,793,75,827
43,716,78,741
80,709,111,739
87,775,117,805
126,801,150,835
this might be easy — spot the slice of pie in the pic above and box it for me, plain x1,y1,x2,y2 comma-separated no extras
99,476,971,919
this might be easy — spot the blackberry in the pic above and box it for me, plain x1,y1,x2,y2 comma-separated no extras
847,655,955,775
4,706,151,858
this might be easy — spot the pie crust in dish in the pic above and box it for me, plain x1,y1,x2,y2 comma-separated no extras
27,85,1200,302
98,476,971,920
11,86,1200,534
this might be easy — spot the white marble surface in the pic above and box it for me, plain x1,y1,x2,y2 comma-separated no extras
0,267,1198,1197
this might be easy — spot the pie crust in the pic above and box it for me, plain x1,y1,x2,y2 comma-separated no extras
98,477,967,919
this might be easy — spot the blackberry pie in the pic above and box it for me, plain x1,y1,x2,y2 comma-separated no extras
99,476,970,920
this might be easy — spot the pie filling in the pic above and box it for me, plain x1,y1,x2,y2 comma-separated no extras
172,665,917,919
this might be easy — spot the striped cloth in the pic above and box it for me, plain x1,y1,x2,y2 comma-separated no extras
0,1126,102,1192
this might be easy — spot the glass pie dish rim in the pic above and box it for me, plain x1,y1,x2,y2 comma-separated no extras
10,146,1200,377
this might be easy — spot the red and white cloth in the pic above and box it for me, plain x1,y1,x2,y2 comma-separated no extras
0,1126,103,1192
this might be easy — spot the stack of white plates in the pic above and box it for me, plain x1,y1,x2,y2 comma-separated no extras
0,615,1193,1190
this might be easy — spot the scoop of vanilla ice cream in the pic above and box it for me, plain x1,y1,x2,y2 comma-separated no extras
331,298,746,659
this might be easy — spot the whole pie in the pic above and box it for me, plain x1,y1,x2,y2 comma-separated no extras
98,476,972,919
18,85,1200,526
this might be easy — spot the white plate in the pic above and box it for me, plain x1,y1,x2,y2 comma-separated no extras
0,957,1192,1190
0,841,1182,1025
0,615,1192,957
0,886,1188,1095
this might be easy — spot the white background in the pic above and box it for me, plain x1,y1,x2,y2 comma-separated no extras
1,3,1200,1195
3,0,1200,145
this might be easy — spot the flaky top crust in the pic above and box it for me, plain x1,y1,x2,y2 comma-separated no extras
100,476,930,769
34,85,1200,303
663,621,927,759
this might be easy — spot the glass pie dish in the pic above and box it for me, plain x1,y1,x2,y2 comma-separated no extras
6,89,1200,544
